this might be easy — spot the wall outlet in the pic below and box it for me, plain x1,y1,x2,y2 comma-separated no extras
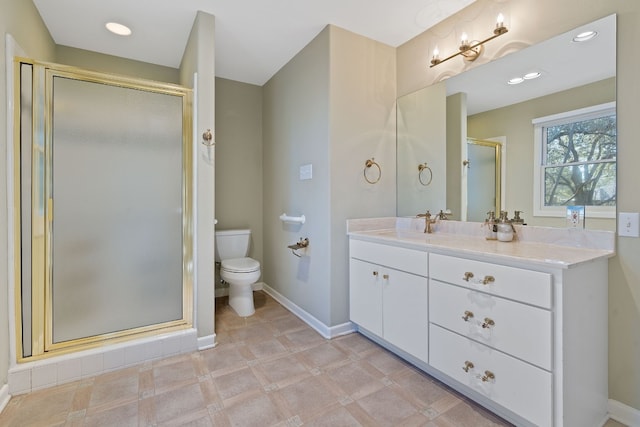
618,212,640,237
299,163,312,180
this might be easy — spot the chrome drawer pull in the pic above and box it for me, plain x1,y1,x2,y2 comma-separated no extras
462,310,474,322
482,318,495,329
463,272,474,281
462,360,474,373
481,370,495,382
482,275,495,285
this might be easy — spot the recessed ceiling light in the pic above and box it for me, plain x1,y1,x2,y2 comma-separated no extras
523,72,541,80
105,22,132,36
508,77,524,85
572,30,597,42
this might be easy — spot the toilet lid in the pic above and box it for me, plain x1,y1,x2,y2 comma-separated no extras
221,257,260,273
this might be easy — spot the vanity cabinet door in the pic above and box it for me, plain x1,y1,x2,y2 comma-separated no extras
383,268,428,361
349,258,383,336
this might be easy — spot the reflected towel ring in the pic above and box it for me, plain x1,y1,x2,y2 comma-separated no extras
364,158,381,184
418,163,433,186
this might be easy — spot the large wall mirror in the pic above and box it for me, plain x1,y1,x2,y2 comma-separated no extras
397,14,616,229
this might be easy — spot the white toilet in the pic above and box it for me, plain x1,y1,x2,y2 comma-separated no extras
215,229,261,317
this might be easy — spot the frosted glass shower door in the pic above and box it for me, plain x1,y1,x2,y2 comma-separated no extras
49,75,187,345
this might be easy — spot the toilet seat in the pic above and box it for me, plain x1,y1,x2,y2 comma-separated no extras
221,257,260,273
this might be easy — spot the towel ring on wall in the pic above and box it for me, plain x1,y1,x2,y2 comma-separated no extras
364,158,381,184
418,163,433,186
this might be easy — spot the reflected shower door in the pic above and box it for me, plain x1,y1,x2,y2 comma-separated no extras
465,140,499,222
49,73,188,346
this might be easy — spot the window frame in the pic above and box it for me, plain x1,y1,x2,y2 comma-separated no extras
532,102,616,219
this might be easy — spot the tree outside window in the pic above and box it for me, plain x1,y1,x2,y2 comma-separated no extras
533,102,616,218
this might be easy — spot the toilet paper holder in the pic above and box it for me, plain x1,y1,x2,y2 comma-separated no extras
288,238,309,257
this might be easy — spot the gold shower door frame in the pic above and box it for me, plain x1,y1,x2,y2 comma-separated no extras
13,59,194,360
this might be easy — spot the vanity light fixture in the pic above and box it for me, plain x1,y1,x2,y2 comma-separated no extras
105,22,132,36
430,13,508,68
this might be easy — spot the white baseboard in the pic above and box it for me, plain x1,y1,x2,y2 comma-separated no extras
0,383,9,414
608,399,640,426
262,284,356,339
197,334,217,351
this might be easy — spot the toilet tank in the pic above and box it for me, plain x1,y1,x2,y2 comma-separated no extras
215,229,251,261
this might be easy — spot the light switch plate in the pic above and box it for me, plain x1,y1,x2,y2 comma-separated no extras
299,163,312,180
618,212,640,237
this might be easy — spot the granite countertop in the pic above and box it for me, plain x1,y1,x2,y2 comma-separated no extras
347,217,616,269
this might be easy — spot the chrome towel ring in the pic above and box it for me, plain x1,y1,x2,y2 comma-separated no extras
364,158,381,184
418,162,433,186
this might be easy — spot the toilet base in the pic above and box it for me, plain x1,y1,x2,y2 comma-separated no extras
228,282,255,317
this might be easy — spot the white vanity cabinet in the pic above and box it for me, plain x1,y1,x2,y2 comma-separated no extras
348,231,610,427
349,239,428,361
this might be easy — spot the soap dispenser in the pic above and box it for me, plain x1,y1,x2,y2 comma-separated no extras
497,210,515,242
484,211,498,240
512,210,525,225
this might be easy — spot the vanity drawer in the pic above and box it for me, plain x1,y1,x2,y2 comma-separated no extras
429,253,551,308
429,280,552,370
430,324,552,427
350,239,427,277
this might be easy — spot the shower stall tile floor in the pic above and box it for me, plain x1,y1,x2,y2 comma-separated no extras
0,291,627,426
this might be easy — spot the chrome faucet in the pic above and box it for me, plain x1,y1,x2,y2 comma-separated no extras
417,210,437,233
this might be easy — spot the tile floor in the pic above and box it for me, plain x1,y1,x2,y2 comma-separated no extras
0,291,628,426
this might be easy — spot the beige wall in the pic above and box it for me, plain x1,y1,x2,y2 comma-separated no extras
397,0,640,411
446,92,466,220
55,45,179,83
263,27,332,324
328,26,396,324
214,77,263,265
468,77,616,230
262,25,395,326
0,0,55,392
179,11,216,341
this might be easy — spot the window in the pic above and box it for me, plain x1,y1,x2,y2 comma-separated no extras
533,102,616,218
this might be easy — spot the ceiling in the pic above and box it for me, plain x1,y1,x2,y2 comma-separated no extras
33,0,476,86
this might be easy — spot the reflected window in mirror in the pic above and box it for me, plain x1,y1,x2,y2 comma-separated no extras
533,102,616,218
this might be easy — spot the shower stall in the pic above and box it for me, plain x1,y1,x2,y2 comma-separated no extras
13,59,194,360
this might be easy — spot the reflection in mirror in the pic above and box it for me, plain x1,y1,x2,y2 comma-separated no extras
396,82,446,217
396,14,616,229
463,138,503,222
